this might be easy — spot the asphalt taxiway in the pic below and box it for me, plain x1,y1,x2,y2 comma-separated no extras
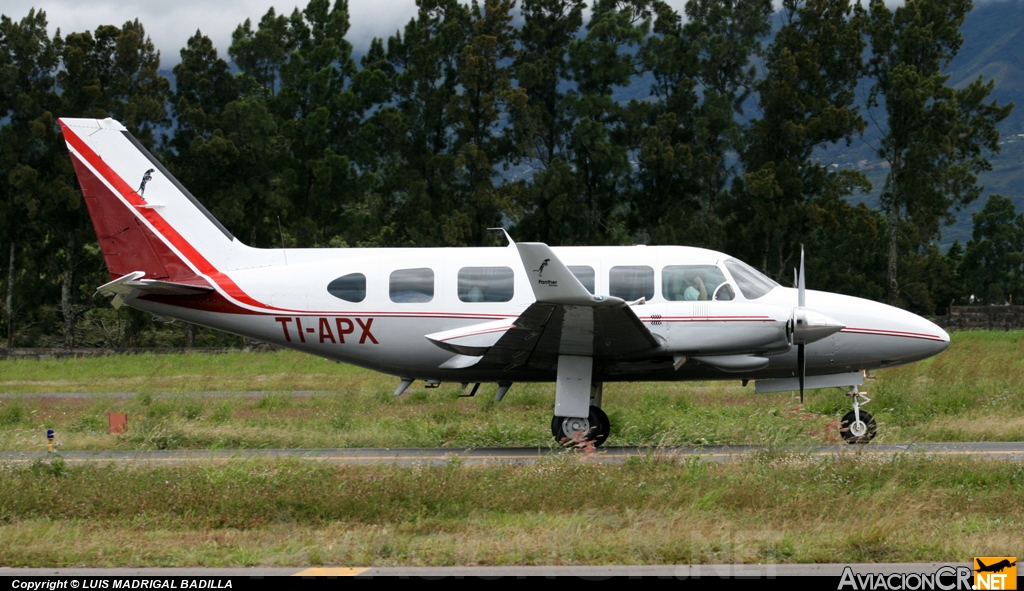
0,442,1022,466
0,562,979,577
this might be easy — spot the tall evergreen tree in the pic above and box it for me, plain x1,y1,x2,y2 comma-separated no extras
561,0,658,244
379,0,471,246
730,0,868,280
447,0,525,246
273,0,360,246
960,194,1024,305
229,8,293,97
508,0,585,242
169,30,239,155
636,0,771,248
0,10,63,347
171,31,288,249
866,0,1013,308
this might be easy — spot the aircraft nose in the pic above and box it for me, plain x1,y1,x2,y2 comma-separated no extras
813,293,952,366
921,317,951,356
890,306,950,362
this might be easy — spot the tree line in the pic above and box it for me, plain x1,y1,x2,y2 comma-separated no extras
0,0,1018,348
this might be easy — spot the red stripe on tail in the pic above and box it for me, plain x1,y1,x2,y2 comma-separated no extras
70,152,199,283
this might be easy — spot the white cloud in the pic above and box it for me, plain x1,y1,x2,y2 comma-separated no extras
3,0,418,65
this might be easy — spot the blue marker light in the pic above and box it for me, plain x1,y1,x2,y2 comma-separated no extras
47,429,54,440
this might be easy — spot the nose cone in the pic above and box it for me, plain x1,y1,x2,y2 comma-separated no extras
922,318,951,356
789,290,951,368
851,300,951,364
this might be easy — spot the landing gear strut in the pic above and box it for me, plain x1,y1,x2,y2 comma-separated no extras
552,405,610,446
839,385,876,444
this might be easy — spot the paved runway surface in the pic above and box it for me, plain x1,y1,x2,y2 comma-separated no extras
1,442,1022,466
0,563,977,577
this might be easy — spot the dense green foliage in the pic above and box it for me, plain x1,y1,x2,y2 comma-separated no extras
0,0,1016,347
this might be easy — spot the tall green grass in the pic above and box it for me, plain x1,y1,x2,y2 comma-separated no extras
0,455,1020,566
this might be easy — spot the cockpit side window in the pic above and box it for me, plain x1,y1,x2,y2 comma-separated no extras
662,265,733,301
724,258,779,300
609,266,654,301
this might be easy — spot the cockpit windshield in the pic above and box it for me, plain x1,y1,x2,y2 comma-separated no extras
663,265,735,301
724,258,779,300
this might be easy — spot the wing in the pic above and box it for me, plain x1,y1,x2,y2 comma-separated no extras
426,241,660,371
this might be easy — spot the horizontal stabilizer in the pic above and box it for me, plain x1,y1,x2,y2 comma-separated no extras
97,271,214,299
691,355,770,373
426,319,515,356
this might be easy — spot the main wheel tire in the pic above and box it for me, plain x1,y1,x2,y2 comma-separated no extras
551,405,609,447
840,410,877,444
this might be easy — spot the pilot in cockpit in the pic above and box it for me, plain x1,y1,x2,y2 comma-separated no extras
682,275,707,301
664,265,734,302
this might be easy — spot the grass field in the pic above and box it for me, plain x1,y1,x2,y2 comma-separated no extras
0,455,1021,566
0,331,1022,567
1,331,1023,450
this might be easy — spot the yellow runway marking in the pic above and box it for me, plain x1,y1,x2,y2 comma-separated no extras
292,567,369,576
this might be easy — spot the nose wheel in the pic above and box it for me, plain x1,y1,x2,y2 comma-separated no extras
839,386,877,444
552,405,610,446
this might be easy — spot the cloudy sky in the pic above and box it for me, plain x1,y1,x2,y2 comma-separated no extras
4,0,695,66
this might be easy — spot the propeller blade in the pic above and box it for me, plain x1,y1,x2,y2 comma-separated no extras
798,245,806,308
798,343,806,404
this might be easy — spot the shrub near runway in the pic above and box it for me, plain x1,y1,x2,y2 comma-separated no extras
0,331,1023,449
0,454,1021,566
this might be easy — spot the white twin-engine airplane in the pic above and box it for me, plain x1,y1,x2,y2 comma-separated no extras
61,118,950,445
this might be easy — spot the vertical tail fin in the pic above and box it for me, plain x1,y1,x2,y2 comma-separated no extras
60,118,242,283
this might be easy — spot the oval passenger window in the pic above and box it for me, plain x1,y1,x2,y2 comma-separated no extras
327,273,366,303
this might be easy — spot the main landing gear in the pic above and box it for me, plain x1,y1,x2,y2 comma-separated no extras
839,385,876,444
552,405,610,446
550,355,609,447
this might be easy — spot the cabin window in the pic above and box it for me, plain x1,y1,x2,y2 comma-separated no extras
327,273,366,303
458,267,514,302
609,266,654,301
663,265,734,301
568,265,595,294
390,268,434,303
724,258,779,300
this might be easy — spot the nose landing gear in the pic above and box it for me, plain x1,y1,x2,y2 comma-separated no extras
839,385,876,444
